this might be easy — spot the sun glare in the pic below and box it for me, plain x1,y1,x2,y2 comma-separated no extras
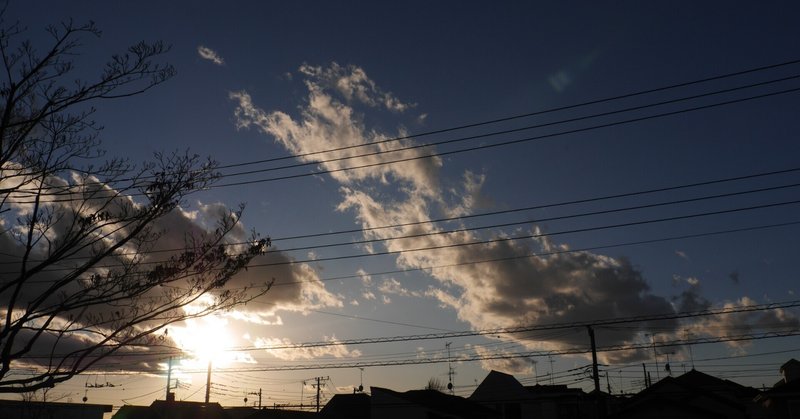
169,315,238,368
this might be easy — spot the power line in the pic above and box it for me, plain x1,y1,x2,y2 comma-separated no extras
205,58,800,169
211,73,800,182
6,195,799,275
268,166,800,242
6,72,800,202
13,298,799,361
192,330,800,373
290,219,799,288
5,177,796,270
224,198,800,269
8,58,799,193
222,299,800,351
212,85,800,188
4,165,798,264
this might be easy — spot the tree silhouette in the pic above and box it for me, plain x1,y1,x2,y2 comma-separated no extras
0,17,270,393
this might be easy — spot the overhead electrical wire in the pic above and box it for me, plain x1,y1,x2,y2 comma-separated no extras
210,198,800,270
18,298,797,361
210,85,800,188
179,330,800,373
224,299,800,352
6,194,799,274
4,66,800,202
6,58,800,192
209,73,800,182
5,62,800,386
5,176,797,270
3,165,798,265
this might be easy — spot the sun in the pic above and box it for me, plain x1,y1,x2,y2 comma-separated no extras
169,315,238,368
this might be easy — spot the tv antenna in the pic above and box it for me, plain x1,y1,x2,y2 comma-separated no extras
356,368,365,393
446,342,455,394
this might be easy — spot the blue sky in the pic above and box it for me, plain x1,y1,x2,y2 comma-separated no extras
5,0,800,411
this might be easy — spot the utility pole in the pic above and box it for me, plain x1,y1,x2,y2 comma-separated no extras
642,363,649,388
587,326,600,393
165,357,173,400
205,361,212,403
316,376,321,413
313,376,329,413
587,326,604,419
247,389,262,408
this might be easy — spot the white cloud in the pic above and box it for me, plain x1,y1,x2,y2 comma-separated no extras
378,278,421,297
298,63,414,111
474,346,537,374
357,269,372,286
197,45,225,65
229,85,441,197
0,164,341,372
230,62,800,366
685,296,800,350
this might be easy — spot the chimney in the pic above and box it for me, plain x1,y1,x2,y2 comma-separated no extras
166,392,176,402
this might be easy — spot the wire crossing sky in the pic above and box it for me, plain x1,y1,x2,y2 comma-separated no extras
3,1,800,413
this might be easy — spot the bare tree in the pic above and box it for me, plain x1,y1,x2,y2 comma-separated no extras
19,386,67,403
424,377,445,392
0,18,270,393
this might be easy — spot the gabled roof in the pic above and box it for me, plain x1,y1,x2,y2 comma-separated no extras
470,370,533,403
780,358,800,373
612,369,757,419
113,400,228,419
320,393,370,419
372,386,498,419
672,369,759,399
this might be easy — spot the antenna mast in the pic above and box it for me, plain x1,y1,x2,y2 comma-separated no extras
446,342,455,394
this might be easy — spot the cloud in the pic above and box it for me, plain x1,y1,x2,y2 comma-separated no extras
474,346,538,374
298,63,414,112
0,164,340,373
230,62,800,367
686,296,800,350
197,45,225,65
357,269,373,286
229,83,440,197
378,278,422,298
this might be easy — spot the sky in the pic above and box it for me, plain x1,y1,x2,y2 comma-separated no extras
3,0,800,413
